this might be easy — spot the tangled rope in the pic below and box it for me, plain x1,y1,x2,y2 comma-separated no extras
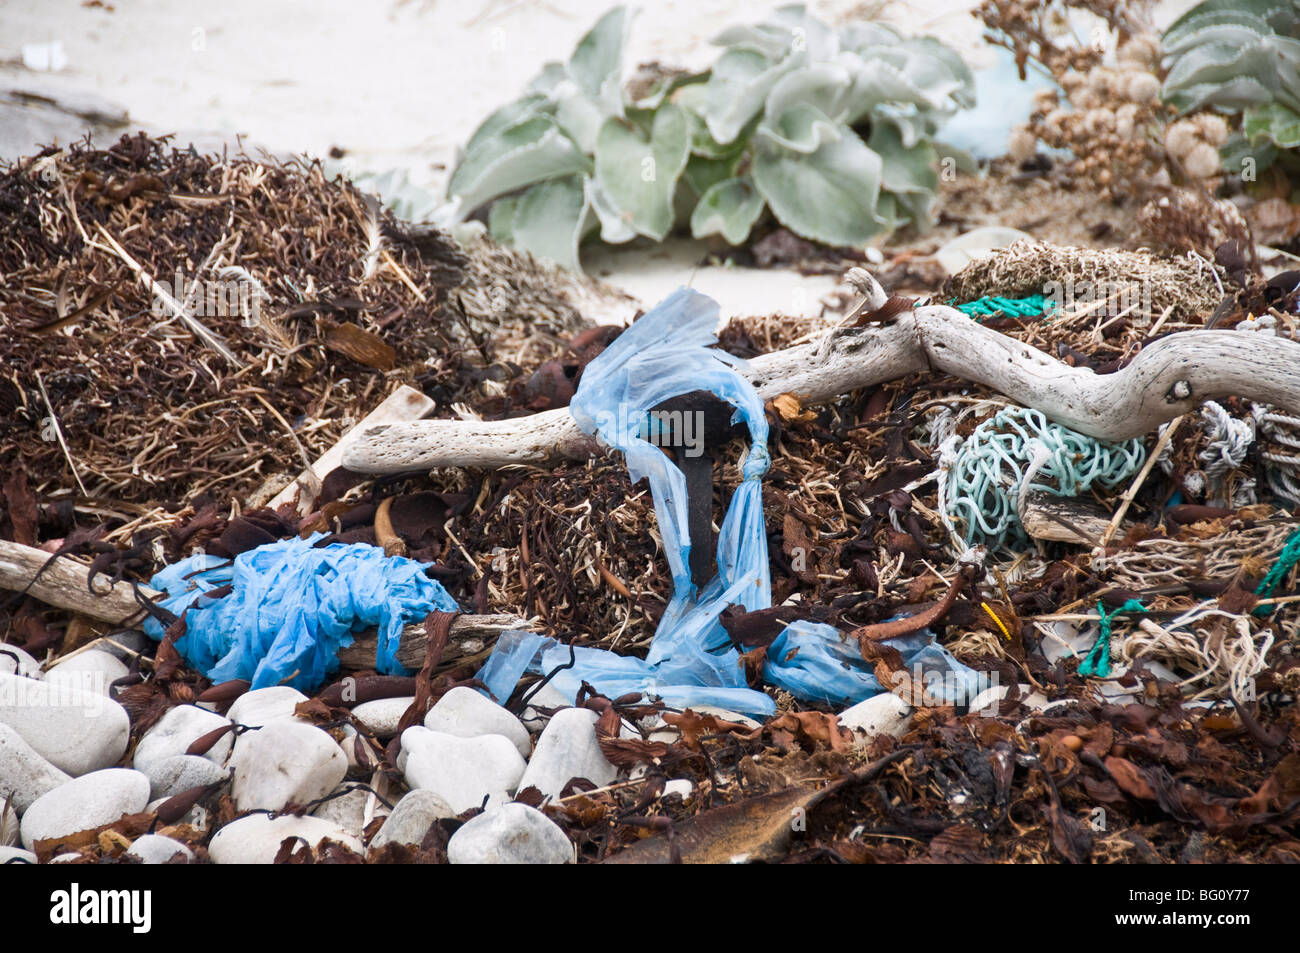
1093,518,1299,590
1155,399,1300,507
1254,524,1300,615
1256,408,1300,505
1114,602,1276,701
1079,598,1145,678
942,406,1146,553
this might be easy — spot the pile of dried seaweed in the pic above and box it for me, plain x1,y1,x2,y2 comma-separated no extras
0,133,621,510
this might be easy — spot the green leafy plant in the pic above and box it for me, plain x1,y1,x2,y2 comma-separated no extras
447,5,975,270
1162,0,1300,181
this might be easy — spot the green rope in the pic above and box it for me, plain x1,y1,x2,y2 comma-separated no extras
1078,598,1146,678
1253,526,1300,616
954,293,1055,320
944,406,1146,553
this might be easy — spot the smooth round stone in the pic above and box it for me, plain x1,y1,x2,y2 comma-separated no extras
424,687,531,758
0,645,42,679
133,704,232,772
226,686,308,728
230,720,347,812
517,707,616,802
447,803,572,864
351,696,415,739
368,789,455,850
125,833,193,864
0,845,36,863
0,672,130,776
44,649,129,696
20,768,151,850
208,813,362,864
838,692,913,738
520,684,571,732
399,727,525,815
96,630,152,664
310,786,372,835
0,720,72,812
142,754,230,800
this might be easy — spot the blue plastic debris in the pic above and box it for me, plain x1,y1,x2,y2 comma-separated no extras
762,621,984,708
143,533,459,692
475,287,982,719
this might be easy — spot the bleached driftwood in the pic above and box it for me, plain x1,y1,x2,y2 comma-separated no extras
266,383,436,514
0,539,151,626
336,613,536,670
341,270,1300,475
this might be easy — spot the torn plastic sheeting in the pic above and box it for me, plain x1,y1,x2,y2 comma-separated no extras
142,533,459,692
477,630,772,714
763,621,986,708
479,623,985,717
482,286,777,717
474,286,983,719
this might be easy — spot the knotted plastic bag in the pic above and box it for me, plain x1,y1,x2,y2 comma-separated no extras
143,533,459,692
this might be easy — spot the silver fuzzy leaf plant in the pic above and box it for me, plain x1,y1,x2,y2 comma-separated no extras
1162,0,1300,181
446,5,976,271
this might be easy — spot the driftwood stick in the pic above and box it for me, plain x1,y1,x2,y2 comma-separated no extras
0,540,154,626
341,272,1300,475
336,613,536,670
267,383,437,515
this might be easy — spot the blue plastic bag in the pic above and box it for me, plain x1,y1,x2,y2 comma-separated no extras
475,286,983,720
763,621,986,708
143,533,459,692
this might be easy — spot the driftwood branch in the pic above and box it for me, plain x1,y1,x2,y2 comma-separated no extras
336,614,535,671
0,540,151,626
341,273,1300,474
267,383,436,514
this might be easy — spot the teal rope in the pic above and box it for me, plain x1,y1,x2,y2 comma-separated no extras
1253,526,1300,616
954,293,1054,320
945,406,1147,553
1079,598,1146,678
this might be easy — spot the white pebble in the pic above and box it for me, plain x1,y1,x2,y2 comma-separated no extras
20,768,150,850
125,833,193,864
226,686,308,727
838,692,913,738
351,696,414,739
447,803,572,864
424,686,531,757
230,719,347,813
44,649,129,696
0,672,130,776
133,704,232,772
208,813,362,864
369,788,455,850
141,754,230,800
0,720,72,812
399,727,525,814
0,645,42,679
517,707,616,802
